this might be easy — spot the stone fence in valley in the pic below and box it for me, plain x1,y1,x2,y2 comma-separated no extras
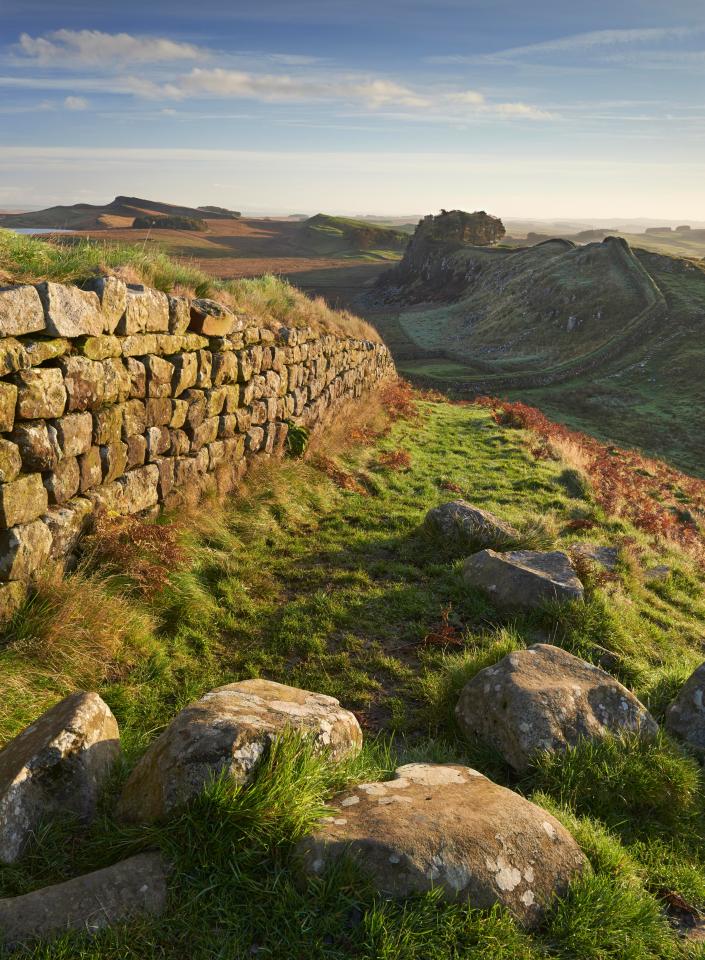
0,278,394,618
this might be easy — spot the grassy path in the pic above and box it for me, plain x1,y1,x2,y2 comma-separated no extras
2,394,705,958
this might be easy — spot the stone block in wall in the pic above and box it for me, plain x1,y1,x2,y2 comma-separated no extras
244,326,260,345
121,334,159,358
189,299,238,337
146,398,172,427
44,497,93,562
59,356,105,411
78,446,102,492
83,276,127,333
102,358,131,405
0,473,48,528
207,440,225,470
180,333,209,352
146,426,170,461
11,422,61,471
181,389,206,430
250,401,267,426
0,519,52,580
250,374,266,401
196,350,212,389
100,441,128,483
169,428,190,457
0,440,21,484
273,421,289,456
0,338,30,378
241,380,255,405
265,397,278,422
168,295,191,335
121,399,147,438
0,580,26,621
171,352,198,396
126,434,147,469
235,408,251,433
170,399,188,429
205,386,228,418
126,357,146,398
24,337,70,367
264,423,277,455
53,411,93,458
190,416,219,452
0,285,46,337
144,355,174,398
223,435,245,463
38,282,103,338
44,455,80,505
76,335,122,361
156,334,182,355
221,384,240,413
246,427,264,452
155,458,175,499
211,351,238,386
117,286,168,335
93,406,123,446
236,352,253,383
120,465,159,514
260,347,273,373
218,414,238,439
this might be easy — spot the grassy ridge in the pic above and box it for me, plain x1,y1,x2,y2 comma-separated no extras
2,388,705,957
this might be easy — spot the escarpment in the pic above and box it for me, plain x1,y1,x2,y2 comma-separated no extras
0,277,394,616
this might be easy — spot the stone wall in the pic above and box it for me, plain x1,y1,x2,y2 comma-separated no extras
0,278,394,618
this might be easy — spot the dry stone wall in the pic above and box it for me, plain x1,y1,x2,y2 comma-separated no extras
0,278,394,618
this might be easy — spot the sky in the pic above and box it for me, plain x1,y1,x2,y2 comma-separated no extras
0,0,703,219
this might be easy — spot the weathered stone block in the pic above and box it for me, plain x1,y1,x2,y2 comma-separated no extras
218,414,238,439
121,334,159,357
119,464,159,513
43,497,93,561
146,426,170,461
189,298,236,336
0,440,21,484
44,455,80,505
76,335,122,360
182,388,206,429
171,352,198,396
0,338,30,377
53,411,93,457
59,356,105,411
205,385,228,418
196,350,212,389
170,399,188,429
83,276,127,333
168,429,190,457
0,692,119,863
126,434,147,469
191,416,219,452
11,422,61,471
144,354,174,398
100,441,128,483
0,474,48,528
246,426,264,452
37,282,103,338
93,406,123,446
24,338,70,367
146,397,172,427
0,519,53,580
155,457,175,499
126,356,146,397
117,285,169,335
168,295,191,334
0,580,26,622
211,350,238,385
121,399,147,437
78,446,103,492
102,357,131,405
0,285,46,337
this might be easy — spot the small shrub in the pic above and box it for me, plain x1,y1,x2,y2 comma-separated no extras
285,420,310,458
377,449,412,471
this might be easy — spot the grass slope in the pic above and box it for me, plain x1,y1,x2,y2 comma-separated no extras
2,388,705,958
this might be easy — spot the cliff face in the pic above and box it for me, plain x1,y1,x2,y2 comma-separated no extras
0,278,394,617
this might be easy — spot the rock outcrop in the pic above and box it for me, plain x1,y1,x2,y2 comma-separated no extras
117,679,362,823
425,500,519,552
0,692,120,863
455,644,657,771
666,662,705,758
296,762,586,928
463,549,584,611
0,852,168,947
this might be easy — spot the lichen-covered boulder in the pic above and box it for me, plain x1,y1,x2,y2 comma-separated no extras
456,644,657,771
425,500,519,552
0,692,120,863
666,662,705,758
0,852,168,947
463,549,583,612
296,763,587,928
117,679,362,823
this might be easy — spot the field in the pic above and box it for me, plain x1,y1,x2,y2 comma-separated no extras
3,385,705,957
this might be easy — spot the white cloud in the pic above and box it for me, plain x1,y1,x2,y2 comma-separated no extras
64,95,87,110
17,29,205,67
490,102,553,119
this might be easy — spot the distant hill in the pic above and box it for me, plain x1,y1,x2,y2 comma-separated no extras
0,196,241,231
301,214,409,258
367,213,705,476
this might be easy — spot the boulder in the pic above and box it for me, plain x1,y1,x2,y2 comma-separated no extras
425,500,519,552
297,763,586,928
0,285,46,337
570,543,619,572
0,692,120,863
463,549,583,612
189,298,237,336
456,643,657,771
117,679,362,823
666,662,705,758
0,852,168,946
37,282,104,338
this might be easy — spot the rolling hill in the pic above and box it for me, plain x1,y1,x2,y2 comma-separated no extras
365,213,705,476
0,196,240,231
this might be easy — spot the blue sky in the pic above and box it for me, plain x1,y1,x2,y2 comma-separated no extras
0,0,703,218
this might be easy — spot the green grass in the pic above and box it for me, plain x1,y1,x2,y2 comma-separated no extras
2,397,705,957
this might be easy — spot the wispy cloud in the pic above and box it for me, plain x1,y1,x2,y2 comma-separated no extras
63,95,88,110
17,29,205,67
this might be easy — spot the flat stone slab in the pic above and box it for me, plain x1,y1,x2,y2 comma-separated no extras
0,852,168,947
0,692,120,863
117,679,362,823
297,763,587,928
666,662,705,758
570,543,620,572
463,549,584,612
425,500,519,552
456,643,657,771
